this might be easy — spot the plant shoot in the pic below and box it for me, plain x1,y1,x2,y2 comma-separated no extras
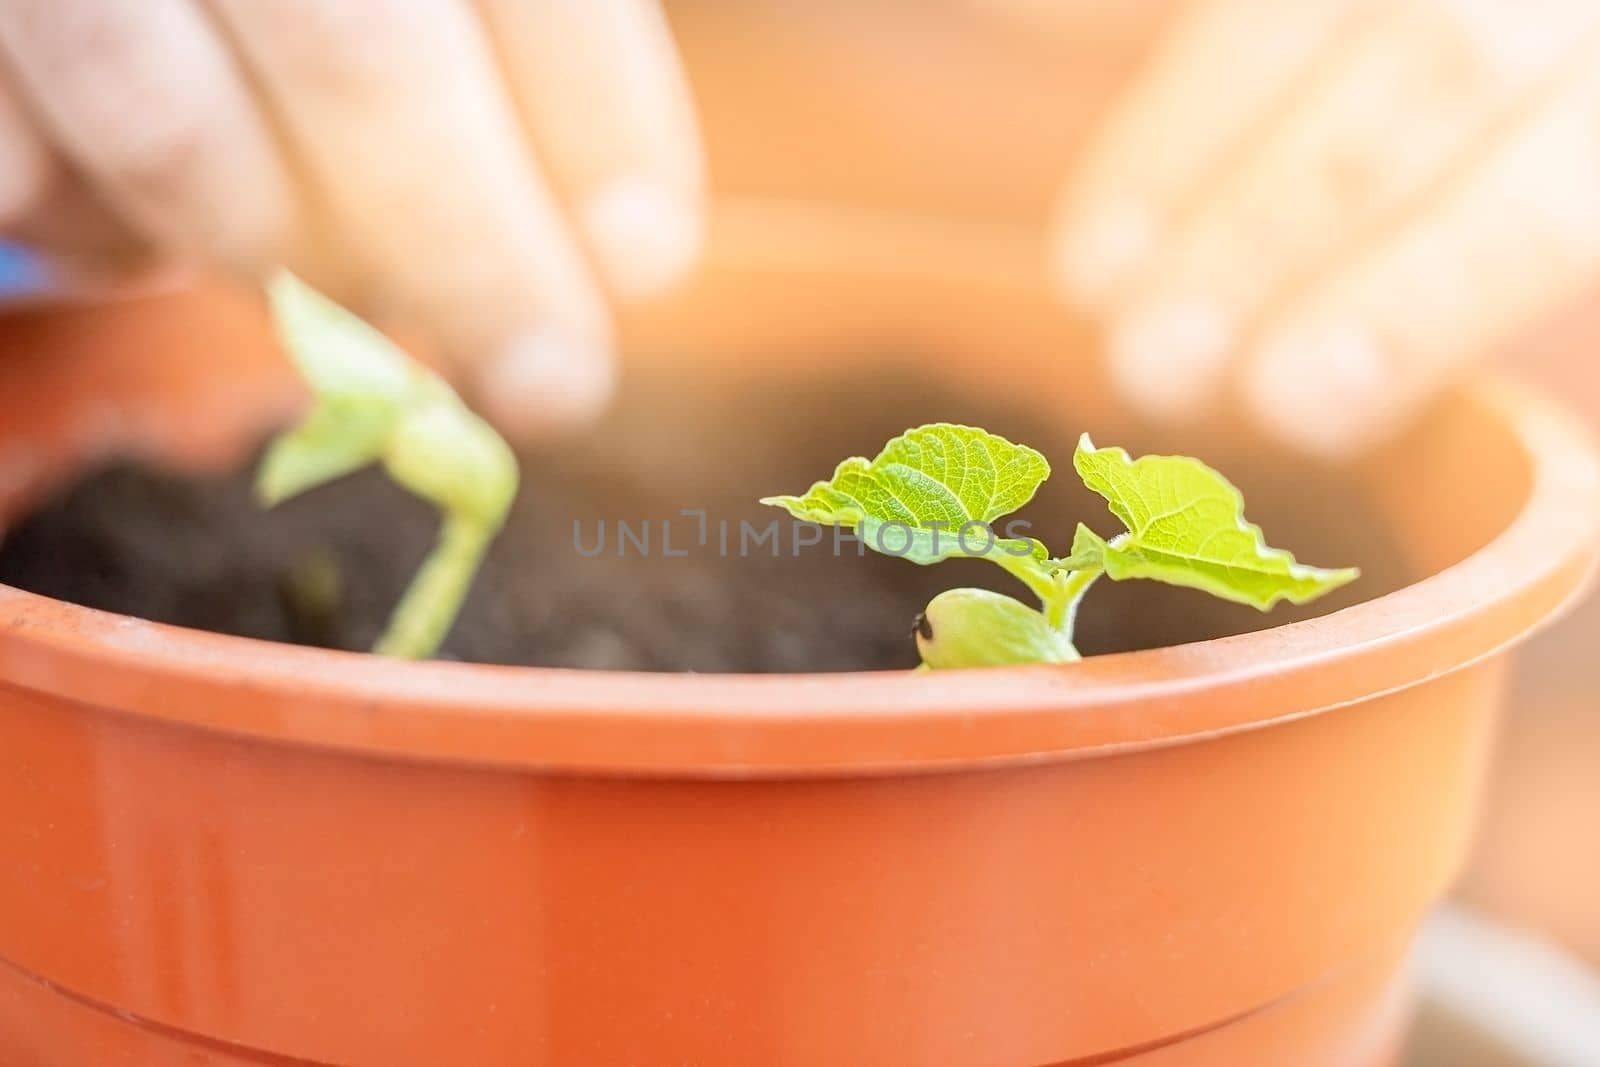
763,424,1357,669
256,273,518,659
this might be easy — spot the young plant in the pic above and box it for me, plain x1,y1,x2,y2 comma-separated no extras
256,273,518,659
762,424,1357,669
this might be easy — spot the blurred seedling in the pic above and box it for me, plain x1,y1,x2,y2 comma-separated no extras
257,274,518,659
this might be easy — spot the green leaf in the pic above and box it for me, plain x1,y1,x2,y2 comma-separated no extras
267,271,421,403
257,272,431,505
1071,434,1358,609
761,423,1050,564
255,396,395,506
915,588,1078,669
383,402,518,531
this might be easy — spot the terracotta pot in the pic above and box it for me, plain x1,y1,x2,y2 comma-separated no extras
1457,294,1600,966
0,204,1596,1067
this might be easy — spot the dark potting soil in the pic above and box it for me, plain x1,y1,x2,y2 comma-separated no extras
0,371,1410,672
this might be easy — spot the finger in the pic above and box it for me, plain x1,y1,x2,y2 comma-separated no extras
1107,0,1600,419
209,0,615,436
1244,42,1600,456
0,0,298,271
1051,0,1379,309
479,0,704,300
0,62,155,287
0,64,50,230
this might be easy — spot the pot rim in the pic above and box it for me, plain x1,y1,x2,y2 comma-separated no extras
0,236,1596,779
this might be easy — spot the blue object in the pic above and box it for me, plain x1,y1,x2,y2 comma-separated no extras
0,242,50,297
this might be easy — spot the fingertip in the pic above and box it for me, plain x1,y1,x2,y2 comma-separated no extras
1052,200,1158,309
1246,320,1393,459
473,327,617,441
0,151,49,233
581,175,702,301
1106,294,1233,421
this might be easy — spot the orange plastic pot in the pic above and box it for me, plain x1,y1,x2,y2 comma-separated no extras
0,205,1597,1067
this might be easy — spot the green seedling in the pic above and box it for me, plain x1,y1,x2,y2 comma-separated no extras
256,273,518,659
763,423,1357,669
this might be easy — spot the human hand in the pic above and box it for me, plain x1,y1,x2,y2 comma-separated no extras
1051,0,1600,456
0,0,703,437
